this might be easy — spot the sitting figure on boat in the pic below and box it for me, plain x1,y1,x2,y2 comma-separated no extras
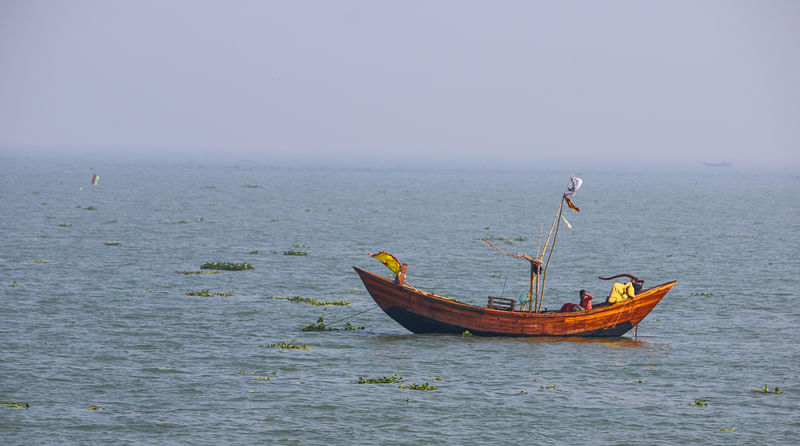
608,282,636,304
579,289,593,310
559,289,594,312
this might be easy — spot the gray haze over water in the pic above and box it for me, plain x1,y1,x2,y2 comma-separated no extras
1,0,799,171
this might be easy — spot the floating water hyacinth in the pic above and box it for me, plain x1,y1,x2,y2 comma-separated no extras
283,250,309,256
184,290,232,297
301,312,364,331
267,340,312,350
753,385,783,394
399,382,437,391
1,401,29,408
200,262,254,271
358,373,402,384
273,296,350,306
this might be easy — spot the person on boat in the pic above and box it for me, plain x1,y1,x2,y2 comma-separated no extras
607,281,636,304
579,290,593,310
558,290,594,312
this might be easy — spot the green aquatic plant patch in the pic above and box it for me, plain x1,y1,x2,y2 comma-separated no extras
283,250,309,256
184,290,232,297
301,312,364,331
753,385,783,394
273,296,351,306
267,340,312,350
689,399,708,406
1,401,29,408
104,242,121,246
399,382,437,391
201,262,254,271
302,314,333,331
182,270,220,275
359,373,403,384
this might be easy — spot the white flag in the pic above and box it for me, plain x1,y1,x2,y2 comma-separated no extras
565,176,582,198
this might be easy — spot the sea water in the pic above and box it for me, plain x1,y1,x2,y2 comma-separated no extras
1,158,798,445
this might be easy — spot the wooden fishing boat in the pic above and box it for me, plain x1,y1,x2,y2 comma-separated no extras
356,176,676,337
355,267,675,337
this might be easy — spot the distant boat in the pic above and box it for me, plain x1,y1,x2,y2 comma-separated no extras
704,161,731,167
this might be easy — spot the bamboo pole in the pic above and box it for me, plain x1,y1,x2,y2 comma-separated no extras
537,197,565,313
535,201,562,312
533,224,543,313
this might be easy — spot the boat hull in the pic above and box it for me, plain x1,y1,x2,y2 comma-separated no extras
354,267,675,337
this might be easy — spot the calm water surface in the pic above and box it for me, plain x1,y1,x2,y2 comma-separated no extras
1,158,798,445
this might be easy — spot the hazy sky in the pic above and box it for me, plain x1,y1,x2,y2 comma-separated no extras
1,0,798,170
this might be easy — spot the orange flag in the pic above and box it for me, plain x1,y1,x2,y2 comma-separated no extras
368,251,402,274
564,195,580,212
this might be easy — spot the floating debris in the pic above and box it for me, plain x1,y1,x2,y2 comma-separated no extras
91,174,100,186
248,250,259,255
267,340,312,350
242,184,262,188
694,292,714,296
482,235,528,245
182,270,220,275
32,259,48,264
461,330,473,336
76,206,97,211
184,290,232,297
104,242,121,246
301,312,364,331
273,296,350,306
88,406,104,411
255,376,271,381
540,385,558,390
753,385,783,394
400,382,437,391
689,399,708,406
10,281,19,287
200,262,254,271
721,427,736,432
58,223,72,227
283,250,309,256
359,373,402,384
302,313,333,332
1,401,29,408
